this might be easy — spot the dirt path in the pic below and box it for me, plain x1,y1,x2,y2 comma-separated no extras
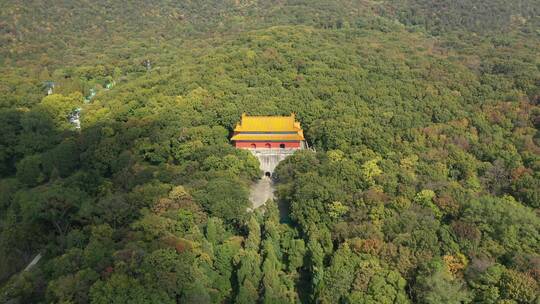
24,253,41,271
248,176,275,209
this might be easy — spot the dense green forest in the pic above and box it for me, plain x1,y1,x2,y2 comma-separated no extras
1,0,539,303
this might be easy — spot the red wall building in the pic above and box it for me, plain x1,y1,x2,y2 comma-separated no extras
231,114,305,149
234,141,301,149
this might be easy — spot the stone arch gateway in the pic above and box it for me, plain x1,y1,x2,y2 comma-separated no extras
231,113,306,176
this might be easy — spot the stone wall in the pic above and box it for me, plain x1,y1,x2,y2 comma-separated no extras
249,148,298,176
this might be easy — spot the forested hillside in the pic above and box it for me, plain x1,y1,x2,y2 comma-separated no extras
386,0,539,34
1,1,539,303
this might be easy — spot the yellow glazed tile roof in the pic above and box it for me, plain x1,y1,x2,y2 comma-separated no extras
234,113,303,132
231,133,305,141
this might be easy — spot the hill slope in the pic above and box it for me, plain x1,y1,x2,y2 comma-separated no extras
0,1,539,303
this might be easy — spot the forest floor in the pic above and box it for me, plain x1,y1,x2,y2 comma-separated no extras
248,176,275,209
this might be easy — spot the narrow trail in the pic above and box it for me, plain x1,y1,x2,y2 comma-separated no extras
23,254,41,272
248,176,275,209
248,176,292,223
